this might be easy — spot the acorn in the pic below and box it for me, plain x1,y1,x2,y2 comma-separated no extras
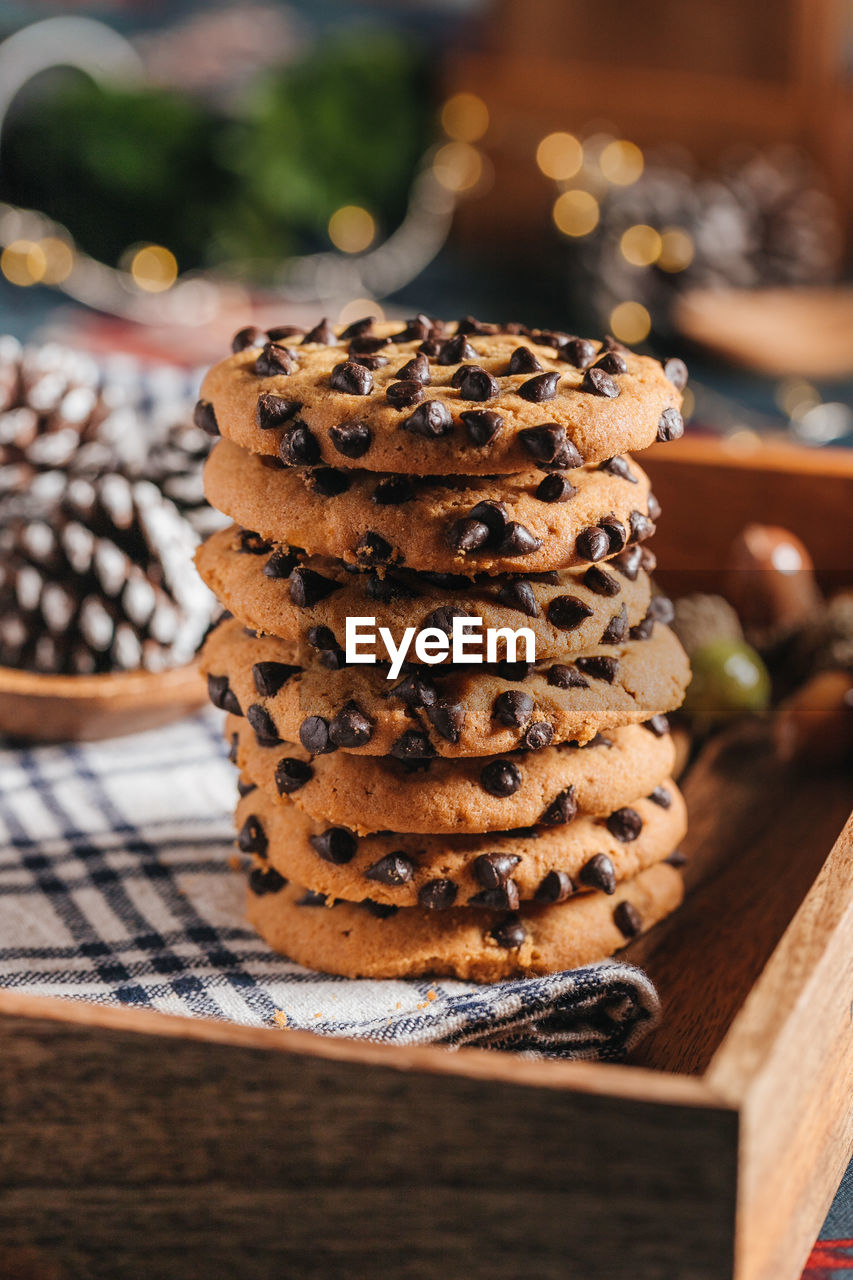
681,639,772,728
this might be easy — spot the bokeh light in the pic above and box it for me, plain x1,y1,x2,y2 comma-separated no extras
775,377,820,419
39,237,74,284
620,224,662,267
552,189,599,237
432,142,483,192
658,227,695,272
328,205,376,254
441,92,489,143
130,244,178,293
338,298,385,326
609,300,651,343
536,132,583,181
1,239,47,287
600,140,644,186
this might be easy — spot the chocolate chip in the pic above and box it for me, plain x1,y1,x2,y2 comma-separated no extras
362,900,399,918
598,456,637,483
648,594,675,625
207,673,242,716
263,547,299,579
612,545,643,581
491,915,527,949
480,759,522,797
519,372,560,402
649,785,672,808
355,532,394,565
663,357,688,390
576,526,610,562
519,424,569,466
499,523,543,557
535,870,573,904
274,757,313,793
232,326,263,353
247,704,281,746
575,655,619,683
256,393,300,431
307,625,337,650
422,605,472,636
449,518,490,552
457,315,500,335
289,567,342,607
297,888,330,906
523,722,553,750
255,343,295,377
614,900,643,938
581,367,619,398
474,853,522,890
648,491,662,522
657,408,684,441
427,699,466,743
643,714,670,737
365,853,414,885
466,500,508,544
238,815,267,857
299,715,333,754
492,690,533,728
600,516,627,553
397,353,431,383
329,420,372,458
547,595,594,631
583,566,621,596
495,660,533,681
393,315,433,343
349,334,390,356
308,826,357,865
350,354,388,370
461,409,503,446
369,477,412,508
366,571,417,603
666,849,688,867
193,399,219,436
228,734,239,763
556,337,595,368
386,380,424,410
470,881,520,910
402,400,452,438
340,316,375,339
306,466,350,496
583,732,613,749
536,473,576,502
508,346,543,374
496,580,539,617
248,866,286,896
329,700,373,748
237,779,257,798
302,318,335,345
267,324,304,342
594,351,628,375
547,664,589,689
601,605,629,644
330,361,373,396
579,853,616,895
417,338,442,357
457,366,499,401
438,334,477,364
418,878,458,909
391,671,437,709
278,423,321,467
540,786,577,826
607,808,643,842
390,729,436,759
252,661,297,697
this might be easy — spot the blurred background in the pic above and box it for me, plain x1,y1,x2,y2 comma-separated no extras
0,0,851,442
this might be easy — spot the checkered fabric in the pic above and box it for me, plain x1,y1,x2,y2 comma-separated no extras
0,709,663,1058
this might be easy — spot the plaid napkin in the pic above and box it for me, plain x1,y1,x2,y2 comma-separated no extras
0,709,662,1058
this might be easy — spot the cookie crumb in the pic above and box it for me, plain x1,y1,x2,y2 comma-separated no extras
273,1010,288,1028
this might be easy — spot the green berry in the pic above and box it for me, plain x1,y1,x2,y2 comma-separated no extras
683,640,771,726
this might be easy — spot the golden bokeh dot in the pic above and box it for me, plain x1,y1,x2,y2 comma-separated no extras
619,224,662,267
552,189,600,237
432,141,483,192
1,239,47,287
130,244,178,293
658,227,695,273
441,92,489,143
774,377,820,419
328,205,376,254
39,237,74,284
536,132,583,181
610,300,651,344
600,140,644,186
338,298,385,326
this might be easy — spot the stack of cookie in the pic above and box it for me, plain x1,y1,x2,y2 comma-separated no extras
195,316,691,981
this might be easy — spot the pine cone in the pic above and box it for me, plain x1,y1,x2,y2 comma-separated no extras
0,472,216,674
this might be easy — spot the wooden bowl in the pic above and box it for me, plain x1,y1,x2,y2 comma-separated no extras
0,662,208,743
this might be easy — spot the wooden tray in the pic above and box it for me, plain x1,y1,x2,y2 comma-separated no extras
0,435,852,1280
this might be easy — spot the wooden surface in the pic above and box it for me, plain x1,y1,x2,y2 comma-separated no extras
0,662,207,742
